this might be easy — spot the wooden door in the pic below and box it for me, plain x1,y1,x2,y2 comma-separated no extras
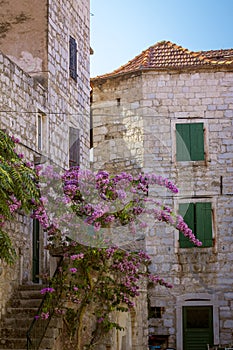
183,306,213,350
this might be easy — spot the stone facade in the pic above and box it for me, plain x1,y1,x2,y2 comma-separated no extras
0,0,90,320
91,55,233,348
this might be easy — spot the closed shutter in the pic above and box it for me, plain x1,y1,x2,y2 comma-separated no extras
179,203,195,248
176,123,204,161
69,36,77,81
196,202,212,247
69,127,80,168
176,124,191,161
190,123,204,161
183,306,213,350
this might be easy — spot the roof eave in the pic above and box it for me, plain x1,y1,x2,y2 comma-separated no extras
91,63,233,84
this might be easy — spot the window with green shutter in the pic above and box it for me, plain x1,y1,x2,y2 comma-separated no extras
176,123,205,161
179,202,213,248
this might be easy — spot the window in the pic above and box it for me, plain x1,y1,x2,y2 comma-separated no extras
37,111,46,151
176,123,204,161
69,127,80,168
69,36,77,81
179,202,213,248
148,306,164,319
38,113,42,150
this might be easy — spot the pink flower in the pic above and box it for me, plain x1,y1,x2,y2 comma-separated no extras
41,312,49,320
70,267,78,273
40,287,55,295
17,153,24,159
94,221,101,231
11,135,20,143
70,253,84,260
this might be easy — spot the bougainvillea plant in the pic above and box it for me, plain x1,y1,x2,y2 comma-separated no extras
0,130,40,264
32,166,202,350
0,129,202,348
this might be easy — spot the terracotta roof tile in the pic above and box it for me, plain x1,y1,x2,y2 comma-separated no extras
198,48,233,61
92,41,233,80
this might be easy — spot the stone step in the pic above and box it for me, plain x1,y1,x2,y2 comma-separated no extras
6,307,39,316
0,338,27,349
16,289,44,299
18,284,46,291
9,297,42,308
0,284,57,350
0,327,28,338
2,315,35,328
0,336,54,349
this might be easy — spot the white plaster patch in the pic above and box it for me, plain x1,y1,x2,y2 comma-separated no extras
9,51,42,73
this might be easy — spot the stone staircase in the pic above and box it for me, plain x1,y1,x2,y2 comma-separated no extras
0,284,49,350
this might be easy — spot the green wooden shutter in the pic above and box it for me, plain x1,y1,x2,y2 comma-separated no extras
176,124,191,161
183,306,213,350
179,203,195,248
190,123,204,161
196,202,212,247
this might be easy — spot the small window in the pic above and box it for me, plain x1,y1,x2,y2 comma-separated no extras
176,123,204,161
148,306,164,319
69,127,80,168
179,202,213,248
69,36,77,81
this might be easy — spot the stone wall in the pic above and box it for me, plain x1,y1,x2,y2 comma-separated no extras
47,0,90,169
91,68,233,348
0,0,90,319
0,0,48,84
0,53,48,317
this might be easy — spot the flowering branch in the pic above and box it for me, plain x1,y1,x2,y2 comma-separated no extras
0,130,40,264
31,166,202,348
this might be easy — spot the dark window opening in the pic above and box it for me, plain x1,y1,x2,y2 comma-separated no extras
38,114,42,150
116,98,121,106
69,36,77,81
90,111,93,149
69,127,80,168
148,306,164,319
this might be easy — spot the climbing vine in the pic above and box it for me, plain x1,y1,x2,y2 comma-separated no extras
0,130,40,264
32,166,201,349
0,131,202,348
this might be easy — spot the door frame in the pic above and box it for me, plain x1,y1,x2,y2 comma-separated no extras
32,218,40,283
176,293,219,350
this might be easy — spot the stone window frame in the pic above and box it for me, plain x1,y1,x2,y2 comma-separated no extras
176,293,219,350
174,196,217,253
171,118,210,165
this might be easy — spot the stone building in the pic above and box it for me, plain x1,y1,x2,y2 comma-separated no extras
0,0,90,347
91,41,233,350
